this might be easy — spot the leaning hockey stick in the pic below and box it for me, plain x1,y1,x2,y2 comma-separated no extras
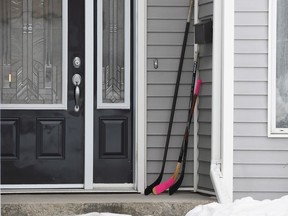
153,80,202,195
169,80,202,195
144,0,195,195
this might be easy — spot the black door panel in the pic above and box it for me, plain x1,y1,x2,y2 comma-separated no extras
0,0,85,185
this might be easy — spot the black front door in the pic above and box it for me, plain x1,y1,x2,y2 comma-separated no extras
0,0,85,185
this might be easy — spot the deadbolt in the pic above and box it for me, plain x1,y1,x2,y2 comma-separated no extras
73,57,81,68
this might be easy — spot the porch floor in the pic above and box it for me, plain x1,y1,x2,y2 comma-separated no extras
1,192,216,216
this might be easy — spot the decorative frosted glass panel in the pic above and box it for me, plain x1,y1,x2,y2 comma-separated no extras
0,0,67,109
276,0,288,128
97,0,130,109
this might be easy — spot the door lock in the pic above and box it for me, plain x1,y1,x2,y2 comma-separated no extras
73,57,81,68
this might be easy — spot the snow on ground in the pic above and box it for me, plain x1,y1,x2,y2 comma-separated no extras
77,213,131,216
186,196,288,216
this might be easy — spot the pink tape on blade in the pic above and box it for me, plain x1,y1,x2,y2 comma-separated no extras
194,80,202,95
153,177,175,195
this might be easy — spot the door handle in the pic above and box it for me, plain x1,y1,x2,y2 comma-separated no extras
72,74,81,112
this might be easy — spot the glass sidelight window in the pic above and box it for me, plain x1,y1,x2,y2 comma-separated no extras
0,0,67,109
269,0,288,136
97,0,131,109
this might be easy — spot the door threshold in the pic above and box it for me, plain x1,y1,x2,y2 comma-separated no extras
1,184,137,194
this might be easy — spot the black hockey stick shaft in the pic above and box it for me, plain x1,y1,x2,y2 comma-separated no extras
144,0,195,195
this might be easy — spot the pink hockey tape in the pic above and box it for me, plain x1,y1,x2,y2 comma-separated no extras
153,177,175,195
194,80,202,95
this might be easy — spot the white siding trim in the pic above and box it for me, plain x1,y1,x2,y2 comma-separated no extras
134,0,147,194
84,0,94,190
211,0,234,203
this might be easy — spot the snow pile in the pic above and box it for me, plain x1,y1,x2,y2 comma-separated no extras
186,196,288,216
77,213,131,216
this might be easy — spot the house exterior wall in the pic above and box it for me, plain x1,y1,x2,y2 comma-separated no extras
147,0,195,188
234,0,288,200
146,0,213,191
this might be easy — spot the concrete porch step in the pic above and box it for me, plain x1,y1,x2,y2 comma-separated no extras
1,192,216,216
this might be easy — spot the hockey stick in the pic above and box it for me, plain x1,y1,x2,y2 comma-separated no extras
169,79,202,195
153,79,202,195
144,0,195,195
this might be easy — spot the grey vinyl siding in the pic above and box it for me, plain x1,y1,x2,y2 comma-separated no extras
197,0,214,192
234,0,288,200
147,0,195,188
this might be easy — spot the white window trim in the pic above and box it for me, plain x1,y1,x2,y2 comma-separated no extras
96,0,131,110
1,0,68,110
268,0,288,137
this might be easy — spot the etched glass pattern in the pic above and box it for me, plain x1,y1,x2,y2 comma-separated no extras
276,0,288,128
102,0,125,103
0,0,63,106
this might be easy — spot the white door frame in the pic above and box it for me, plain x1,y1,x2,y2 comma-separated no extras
84,0,147,193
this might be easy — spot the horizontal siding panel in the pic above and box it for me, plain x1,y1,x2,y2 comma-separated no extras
198,174,214,190
234,192,288,201
198,3,213,19
148,46,194,58
147,161,193,173
234,150,288,164
147,71,193,84
198,109,212,122
234,164,288,178
147,148,193,161
147,59,194,71
148,110,191,122
198,96,212,109
235,40,268,54
235,54,268,68
234,178,288,191
198,123,211,136
147,122,194,135
234,68,268,81
234,95,267,109
198,136,212,149
148,7,193,20
198,148,211,162
234,123,267,137
235,12,268,26
148,0,189,6
148,33,194,45
199,43,213,56
148,97,190,110
147,135,194,148
198,161,211,175
199,57,212,70
199,70,212,82
234,82,267,95
199,0,213,5
235,0,268,11
234,137,288,151
147,84,193,97
198,83,212,96
234,109,267,123
148,20,194,33
235,26,268,40
147,173,193,187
